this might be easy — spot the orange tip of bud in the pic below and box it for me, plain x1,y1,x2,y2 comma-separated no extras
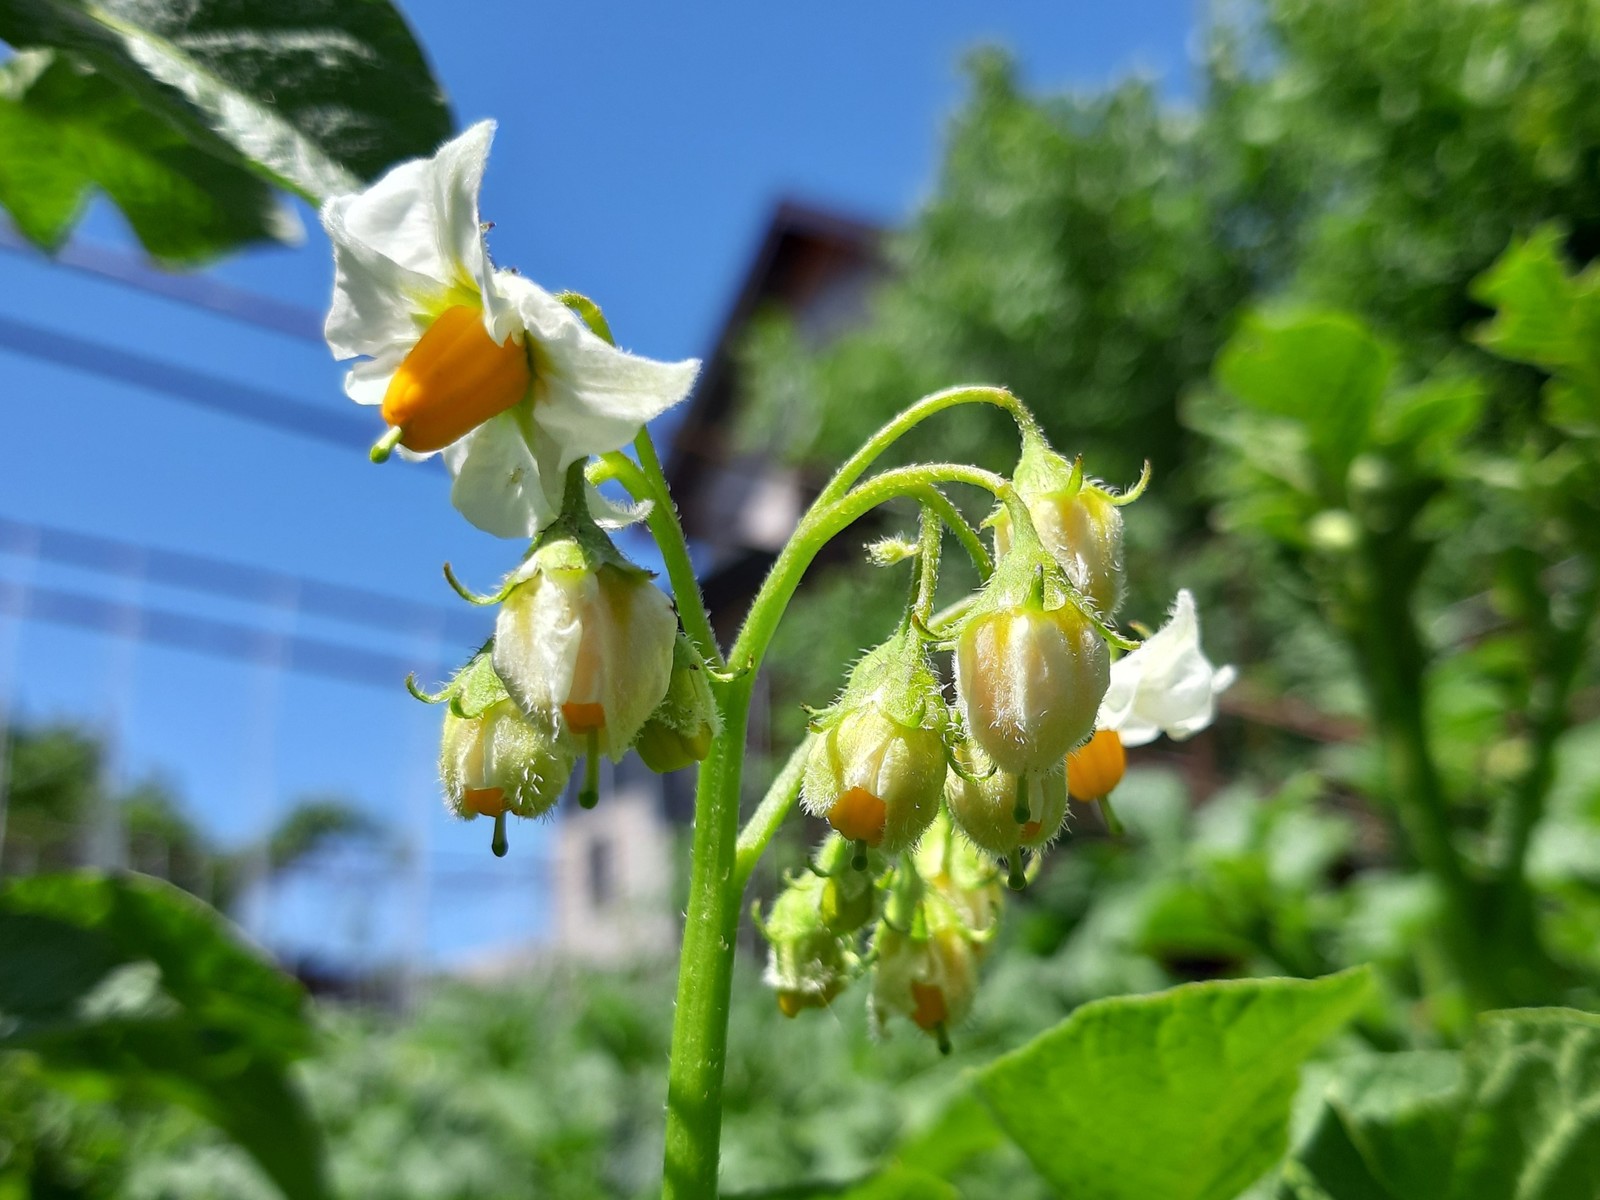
464,787,508,818
910,982,949,1032
827,786,887,846
562,702,607,734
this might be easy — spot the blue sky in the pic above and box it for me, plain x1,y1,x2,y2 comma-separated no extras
0,0,1198,965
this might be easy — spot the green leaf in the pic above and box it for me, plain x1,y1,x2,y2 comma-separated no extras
1289,1052,1464,1200
973,968,1374,1200
0,873,330,1199
1451,1009,1600,1200
1472,226,1600,434
1216,313,1393,489
0,0,453,207
0,50,295,262
1290,1009,1600,1200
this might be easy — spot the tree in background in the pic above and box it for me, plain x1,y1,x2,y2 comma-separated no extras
1,722,380,911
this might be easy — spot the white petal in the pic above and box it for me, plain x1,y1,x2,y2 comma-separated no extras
494,570,591,725
588,487,654,529
325,121,495,284
500,273,700,464
321,209,436,359
441,409,564,538
1098,590,1233,745
342,345,407,406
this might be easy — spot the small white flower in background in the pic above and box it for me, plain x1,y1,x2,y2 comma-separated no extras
1098,589,1236,747
321,120,699,538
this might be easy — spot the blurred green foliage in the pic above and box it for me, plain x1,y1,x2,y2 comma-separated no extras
0,873,330,1198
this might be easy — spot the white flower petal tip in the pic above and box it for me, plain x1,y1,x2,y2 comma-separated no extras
1097,589,1235,748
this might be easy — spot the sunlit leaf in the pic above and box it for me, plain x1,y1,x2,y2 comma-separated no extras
1289,1009,1600,1200
974,968,1374,1200
1216,313,1393,490
0,0,453,257
0,50,296,262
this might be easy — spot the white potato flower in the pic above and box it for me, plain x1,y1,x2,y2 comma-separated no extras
321,120,699,538
1098,589,1236,747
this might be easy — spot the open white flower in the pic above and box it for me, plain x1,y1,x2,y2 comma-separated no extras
321,120,699,538
1098,589,1235,747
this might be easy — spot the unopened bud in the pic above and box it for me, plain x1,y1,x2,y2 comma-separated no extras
946,744,1069,855
954,600,1108,775
634,632,720,773
493,524,677,760
438,656,575,821
871,814,1001,1047
993,435,1140,615
759,871,857,1017
802,628,948,854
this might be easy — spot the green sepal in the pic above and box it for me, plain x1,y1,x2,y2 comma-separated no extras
827,622,949,737
634,631,721,773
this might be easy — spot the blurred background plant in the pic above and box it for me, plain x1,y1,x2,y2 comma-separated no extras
5,0,1600,1195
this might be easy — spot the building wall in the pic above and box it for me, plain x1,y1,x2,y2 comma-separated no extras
553,774,677,965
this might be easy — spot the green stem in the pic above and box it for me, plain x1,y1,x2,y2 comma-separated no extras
913,504,943,623
732,463,1010,675
660,461,1006,1196
598,432,725,670
815,386,1036,507
910,485,993,581
1498,560,1599,887
662,678,752,1199
1347,534,1499,1010
733,736,810,891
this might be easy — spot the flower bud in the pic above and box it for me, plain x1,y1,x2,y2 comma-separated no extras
870,814,1001,1047
945,744,1069,855
758,871,857,1017
954,601,1108,776
802,628,948,854
1067,728,1126,802
871,923,980,1046
814,834,877,933
437,654,574,820
993,436,1140,615
493,527,677,760
634,632,721,773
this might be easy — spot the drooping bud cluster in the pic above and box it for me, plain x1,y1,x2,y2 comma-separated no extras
411,468,697,853
761,421,1236,1049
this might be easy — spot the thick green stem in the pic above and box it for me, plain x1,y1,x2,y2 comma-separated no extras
662,679,752,1199
1347,536,1503,1011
